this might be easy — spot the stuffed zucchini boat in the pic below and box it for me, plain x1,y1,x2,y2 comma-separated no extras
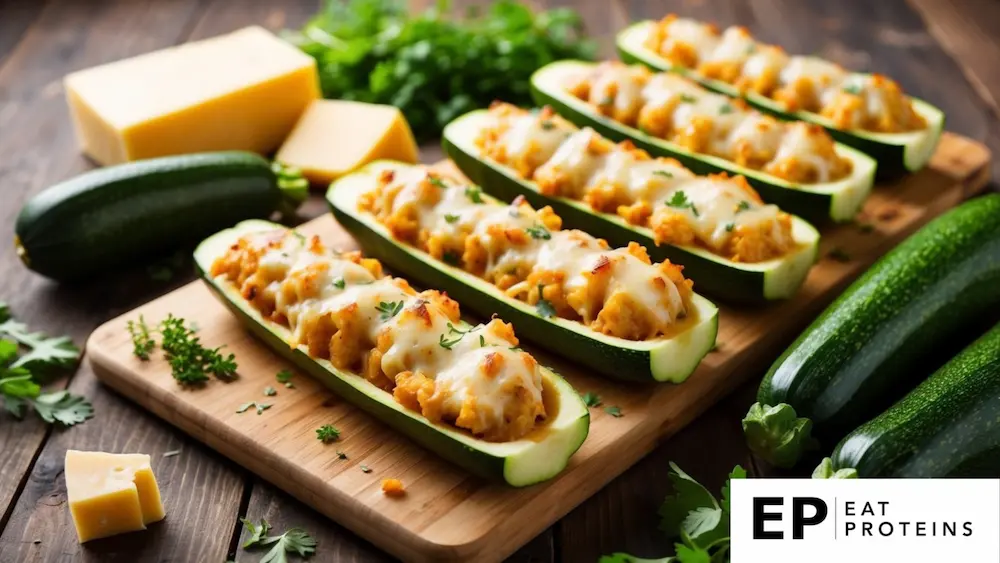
530,60,876,224
616,18,944,178
442,104,820,302
328,161,719,383
194,219,589,486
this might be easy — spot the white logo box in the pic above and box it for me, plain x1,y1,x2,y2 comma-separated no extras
731,479,1000,562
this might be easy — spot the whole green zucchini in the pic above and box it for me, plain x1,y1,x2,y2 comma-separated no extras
818,321,1000,478
15,152,306,281
743,194,1000,467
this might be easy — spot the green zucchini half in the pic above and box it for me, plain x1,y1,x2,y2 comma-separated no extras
530,60,877,224
194,219,589,486
442,111,821,303
745,194,1000,467
616,21,944,179
826,321,1000,478
327,161,719,383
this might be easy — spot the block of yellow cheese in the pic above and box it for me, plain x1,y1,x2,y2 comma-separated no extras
65,450,165,542
64,26,320,165
276,100,419,185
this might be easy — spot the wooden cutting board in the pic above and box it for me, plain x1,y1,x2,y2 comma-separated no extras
88,132,990,562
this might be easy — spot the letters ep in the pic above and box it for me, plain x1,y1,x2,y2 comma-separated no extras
753,497,828,539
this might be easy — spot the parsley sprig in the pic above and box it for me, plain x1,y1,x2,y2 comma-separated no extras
240,518,317,563
127,314,238,385
525,224,551,240
600,463,745,563
0,304,91,427
286,0,595,140
316,424,341,443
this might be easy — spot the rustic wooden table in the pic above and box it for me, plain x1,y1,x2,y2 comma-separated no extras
0,0,997,561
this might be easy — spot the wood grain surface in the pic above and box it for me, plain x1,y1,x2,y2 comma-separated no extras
86,135,988,562
1,0,998,561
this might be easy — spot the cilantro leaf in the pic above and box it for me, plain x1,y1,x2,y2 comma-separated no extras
260,528,317,563
659,462,720,539
0,316,80,372
674,543,711,563
665,191,699,217
720,465,746,515
31,390,94,426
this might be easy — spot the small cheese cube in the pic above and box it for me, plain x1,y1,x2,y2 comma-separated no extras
64,26,320,165
65,450,166,542
276,100,419,185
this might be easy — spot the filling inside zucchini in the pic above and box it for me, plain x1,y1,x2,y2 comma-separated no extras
470,102,801,264
558,61,855,185
357,163,698,342
208,225,557,443
635,16,930,135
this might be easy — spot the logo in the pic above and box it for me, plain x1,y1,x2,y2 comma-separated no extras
730,479,1000,562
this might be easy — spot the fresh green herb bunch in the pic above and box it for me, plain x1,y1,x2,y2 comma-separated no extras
286,0,595,140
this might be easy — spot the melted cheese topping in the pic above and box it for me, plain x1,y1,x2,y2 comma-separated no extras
476,103,795,263
563,61,852,184
358,165,693,341
644,15,927,132
210,229,547,442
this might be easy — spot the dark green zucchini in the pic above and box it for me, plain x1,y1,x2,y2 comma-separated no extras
15,152,307,281
327,161,719,383
530,60,877,225
616,21,945,179
194,220,590,486
442,110,821,303
821,321,1000,477
743,194,1000,467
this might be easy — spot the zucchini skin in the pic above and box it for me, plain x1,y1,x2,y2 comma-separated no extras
16,151,280,281
758,194,1000,439
831,322,1000,477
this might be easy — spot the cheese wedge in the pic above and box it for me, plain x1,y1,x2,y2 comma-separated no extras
65,450,165,542
276,100,419,184
64,26,320,165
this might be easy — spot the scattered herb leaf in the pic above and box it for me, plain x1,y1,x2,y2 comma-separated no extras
264,386,277,397
336,451,348,460
535,285,557,319
679,93,698,103
735,200,751,213
464,186,484,204
376,301,404,321
725,223,735,233
127,316,156,361
582,392,602,408
525,224,551,240
666,191,699,217
256,403,272,415
360,464,372,473
718,103,734,115
333,277,346,290
236,402,255,414
653,170,673,178
604,405,623,418
444,213,460,224
316,424,341,443
427,176,448,189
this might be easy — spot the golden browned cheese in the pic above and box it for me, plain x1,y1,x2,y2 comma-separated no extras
211,231,546,443
643,15,927,133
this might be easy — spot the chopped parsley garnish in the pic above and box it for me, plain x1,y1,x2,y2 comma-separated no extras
540,120,555,130
360,464,372,473
679,93,698,103
427,176,448,189
376,301,404,321
653,170,674,178
443,250,462,266
465,186,484,204
719,103,734,115
333,277,346,289
263,386,277,397
276,369,294,388
604,405,623,418
843,83,862,95
444,213,460,224
316,424,341,443
725,223,735,233
582,392,602,408
127,316,155,361
736,200,752,213
336,451,348,460
535,285,557,319
525,224,551,240
665,191,699,217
